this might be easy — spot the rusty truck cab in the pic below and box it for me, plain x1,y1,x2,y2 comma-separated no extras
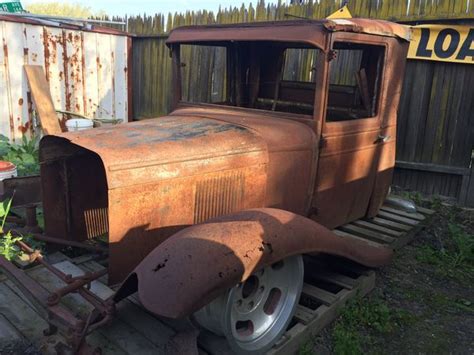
39,20,409,351
167,19,410,227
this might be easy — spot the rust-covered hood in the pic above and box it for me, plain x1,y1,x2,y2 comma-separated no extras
41,115,267,189
40,109,316,283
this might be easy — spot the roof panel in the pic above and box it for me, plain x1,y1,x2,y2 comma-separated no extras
167,19,411,47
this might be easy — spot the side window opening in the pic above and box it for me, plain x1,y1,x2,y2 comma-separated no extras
327,42,385,122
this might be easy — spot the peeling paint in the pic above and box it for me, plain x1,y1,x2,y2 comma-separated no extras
42,28,50,82
62,29,70,113
1,19,129,141
3,37,15,142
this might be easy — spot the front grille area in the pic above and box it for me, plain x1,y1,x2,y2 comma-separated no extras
194,170,245,224
84,207,109,239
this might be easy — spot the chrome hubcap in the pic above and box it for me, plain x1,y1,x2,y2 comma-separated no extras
194,255,304,354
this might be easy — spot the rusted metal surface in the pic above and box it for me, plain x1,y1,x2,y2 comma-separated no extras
0,18,413,355
166,19,411,47
169,105,318,215
39,19,409,287
323,18,412,41
0,175,41,206
167,21,327,49
40,116,269,283
0,16,129,142
0,237,114,353
115,208,392,319
10,231,108,253
312,32,409,228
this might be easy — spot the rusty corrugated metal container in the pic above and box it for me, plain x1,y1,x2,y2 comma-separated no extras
0,15,130,141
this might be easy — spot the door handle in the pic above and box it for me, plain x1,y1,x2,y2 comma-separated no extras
376,134,391,143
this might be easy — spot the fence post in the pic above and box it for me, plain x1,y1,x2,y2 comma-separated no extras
461,153,474,207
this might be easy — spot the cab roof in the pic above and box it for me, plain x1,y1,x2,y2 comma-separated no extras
167,18,411,50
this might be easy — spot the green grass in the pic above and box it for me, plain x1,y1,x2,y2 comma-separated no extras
330,295,415,355
298,341,314,355
416,221,473,282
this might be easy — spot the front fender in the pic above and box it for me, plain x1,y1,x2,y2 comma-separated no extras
114,208,392,319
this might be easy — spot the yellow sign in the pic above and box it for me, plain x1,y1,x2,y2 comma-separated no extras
326,5,352,19
408,24,474,64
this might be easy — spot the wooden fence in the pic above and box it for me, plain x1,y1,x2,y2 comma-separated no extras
122,0,474,116
394,59,474,205
112,0,474,205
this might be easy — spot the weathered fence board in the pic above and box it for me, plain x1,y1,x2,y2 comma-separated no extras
394,59,474,204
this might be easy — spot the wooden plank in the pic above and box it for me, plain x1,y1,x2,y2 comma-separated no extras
198,330,233,355
302,284,337,306
271,322,306,351
377,211,420,226
333,229,383,248
310,269,358,290
23,65,62,135
268,272,375,355
293,305,315,325
57,260,179,353
415,206,435,216
78,259,178,350
76,259,108,283
0,282,49,344
96,318,164,355
85,332,128,355
368,216,413,231
340,224,395,244
112,300,176,352
0,313,30,350
463,165,474,207
380,206,426,221
395,160,470,175
5,279,39,311
27,265,94,318
352,220,402,237
390,225,422,250
52,260,114,300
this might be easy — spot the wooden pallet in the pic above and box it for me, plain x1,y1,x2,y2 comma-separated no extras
0,202,433,354
199,202,434,354
335,204,434,251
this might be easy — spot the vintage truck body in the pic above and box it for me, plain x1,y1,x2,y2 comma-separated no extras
38,19,410,353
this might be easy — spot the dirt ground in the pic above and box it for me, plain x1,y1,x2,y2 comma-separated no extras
305,200,474,355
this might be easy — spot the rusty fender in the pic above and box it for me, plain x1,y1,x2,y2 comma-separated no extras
114,208,392,319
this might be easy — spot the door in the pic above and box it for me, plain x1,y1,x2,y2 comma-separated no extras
312,39,389,229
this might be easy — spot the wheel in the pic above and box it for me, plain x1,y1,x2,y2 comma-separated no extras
194,255,304,354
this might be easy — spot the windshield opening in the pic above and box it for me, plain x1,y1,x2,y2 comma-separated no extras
177,42,322,116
